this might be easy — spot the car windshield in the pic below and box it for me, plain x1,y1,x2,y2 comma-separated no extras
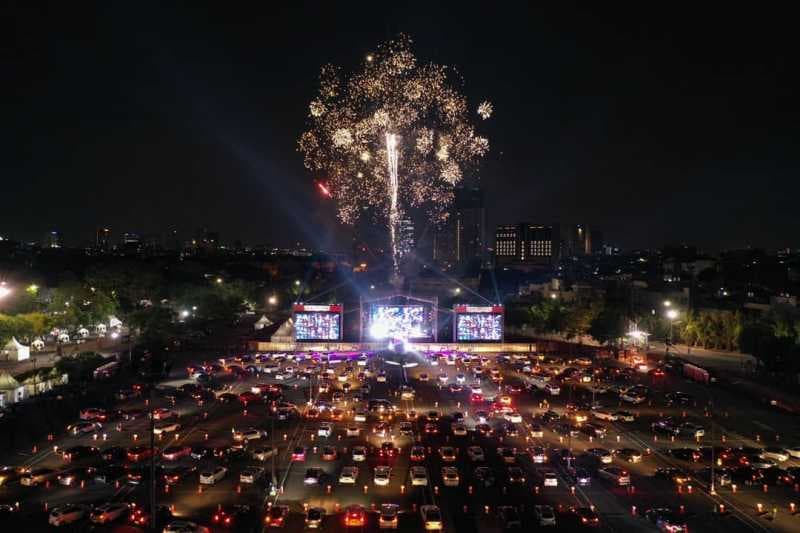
427,510,441,521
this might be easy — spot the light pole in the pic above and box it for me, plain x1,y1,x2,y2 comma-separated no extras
665,309,678,356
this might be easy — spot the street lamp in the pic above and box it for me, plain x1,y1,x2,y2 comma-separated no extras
665,309,679,355
268,295,278,306
663,300,672,307
294,280,301,287
0,283,11,299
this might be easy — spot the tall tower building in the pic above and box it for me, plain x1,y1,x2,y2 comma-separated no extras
454,187,487,265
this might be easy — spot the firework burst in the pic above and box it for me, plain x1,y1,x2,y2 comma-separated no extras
298,34,490,273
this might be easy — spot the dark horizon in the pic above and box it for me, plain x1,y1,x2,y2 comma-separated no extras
5,3,798,252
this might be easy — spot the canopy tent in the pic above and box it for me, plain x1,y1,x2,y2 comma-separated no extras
77,327,90,338
96,323,107,334
0,372,24,407
108,316,123,328
57,332,70,343
271,317,295,343
31,338,45,351
2,337,30,362
254,315,274,331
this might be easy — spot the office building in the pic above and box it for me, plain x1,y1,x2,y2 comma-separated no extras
96,228,111,250
495,223,560,268
46,230,63,249
454,186,487,265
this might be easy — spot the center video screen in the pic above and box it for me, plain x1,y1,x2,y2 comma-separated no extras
456,313,503,341
369,305,433,340
294,312,341,341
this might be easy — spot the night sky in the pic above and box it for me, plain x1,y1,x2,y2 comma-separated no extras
5,3,798,252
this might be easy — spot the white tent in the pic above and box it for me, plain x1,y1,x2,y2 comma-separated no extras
272,318,295,343
77,327,90,338
108,315,123,328
57,332,70,343
2,337,30,362
31,338,45,351
96,323,107,334
254,315,274,331
0,372,24,407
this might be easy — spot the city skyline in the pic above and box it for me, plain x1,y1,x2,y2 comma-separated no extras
5,3,798,252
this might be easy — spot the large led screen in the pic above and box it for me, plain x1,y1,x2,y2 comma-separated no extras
294,304,342,341
456,313,503,341
368,305,433,340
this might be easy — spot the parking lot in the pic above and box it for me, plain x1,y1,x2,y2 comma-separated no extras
1,347,800,532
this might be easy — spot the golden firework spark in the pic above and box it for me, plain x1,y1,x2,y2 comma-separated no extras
298,34,491,229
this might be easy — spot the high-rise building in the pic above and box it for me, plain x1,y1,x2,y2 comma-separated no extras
495,223,560,267
454,187,487,265
96,228,111,250
431,186,487,270
46,230,63,249
495,224,521,263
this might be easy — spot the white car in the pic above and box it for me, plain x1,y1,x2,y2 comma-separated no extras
199,466,227,485
470,383,483,394
233,428,265,441
346,426,361,437
379,503,399,530
410,466,428,486
545,383,560,396
592,409,618,421
354,410,367,422
377,372,387,383
542,471,558,487
614,411,636,422
467,446,485,462
420,505,443,531
153,422,181,435
251,447,275,461
786,446,800,459
451,423,468,436
374,466,391,486
339,466,359,484
239,467,265,484
760,447,790,462
621,393,645,404
438,373,448,384
441,466,459,487
456,374,466,384
49,504,89,526
317,423,333,437
89,502,129,524
534,505,557,527
352,446,367,462
504,411,523,424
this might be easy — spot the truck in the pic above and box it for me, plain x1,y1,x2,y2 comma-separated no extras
682,363,714,384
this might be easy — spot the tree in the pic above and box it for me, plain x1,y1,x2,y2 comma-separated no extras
128,305,175,344
589,306,627,347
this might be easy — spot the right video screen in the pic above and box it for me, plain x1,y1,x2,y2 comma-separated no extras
454,305,504,342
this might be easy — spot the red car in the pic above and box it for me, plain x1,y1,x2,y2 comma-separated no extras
151,408,173,420
162,445,192,461
239,391,260,404
379,442,397,458
291,447,306,462
471,393,484,403
344,505,366,527
127,446,155,462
